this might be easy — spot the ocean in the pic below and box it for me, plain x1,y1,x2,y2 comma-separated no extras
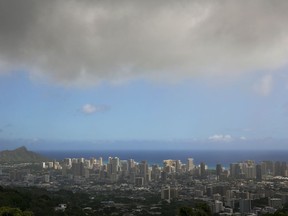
37,149,288,168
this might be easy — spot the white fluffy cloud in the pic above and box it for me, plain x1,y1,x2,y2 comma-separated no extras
0,1,288,85
81,104,109,114
209,134,233,142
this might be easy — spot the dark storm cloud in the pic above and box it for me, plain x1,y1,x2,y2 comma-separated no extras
0,0,288,85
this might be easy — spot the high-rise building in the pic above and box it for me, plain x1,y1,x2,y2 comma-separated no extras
107,157,120,180
163,165,172,173
129,172,136,183
72,162,84,176
151,164,161,181
139,160,148,184
274,161,281,176
261,161,274,176
108,157,113,164
230,163,241,178
187,158,194,171
242,161,256,179
62,164,67,176
135,177,144,187
90,157,96,166
200,162,206,178
175,160,182,173
213,200,224,214
161,171,167,182
240,199,251,214
281,162,287,177
256,164,262,181
170,187,179,199
111,157,120,174
161,185,170,201
128,159,135,172
163,159,177,173
84,160,91,169
64,158,72,167
84,168,90,178
98,157,103,166
120,160,128,176
216,164,222,178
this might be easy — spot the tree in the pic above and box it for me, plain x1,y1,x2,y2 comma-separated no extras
195,203,211,215
179,203,212,216
0,207,33,216
179,206,194,216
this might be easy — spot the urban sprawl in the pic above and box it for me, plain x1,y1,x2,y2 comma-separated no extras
1,156,288,215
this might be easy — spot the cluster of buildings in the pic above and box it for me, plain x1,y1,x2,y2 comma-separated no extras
42,157,288,183
229,160,288,180
1,157,288,215
41,157,207,184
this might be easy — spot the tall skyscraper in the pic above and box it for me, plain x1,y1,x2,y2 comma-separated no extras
281,162,287,176
242,161,256,179
200,162,206,178
139,160,148,184
128,159,135,172
261,161,274,176
98,157,103,166
64,158,72,167
216,164,222,177
72,162,84,176
120,160,128,175
175,160,182,173
256,164,262,181
187,158,194,171
230,163,241,178
151,164,161,181
274,161,281,176
111,157,120,174
107,157,120,180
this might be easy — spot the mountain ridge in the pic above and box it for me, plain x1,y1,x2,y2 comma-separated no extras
0,146,49,163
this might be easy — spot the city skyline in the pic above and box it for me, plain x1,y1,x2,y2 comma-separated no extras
2,147,288,215
1,1,288,150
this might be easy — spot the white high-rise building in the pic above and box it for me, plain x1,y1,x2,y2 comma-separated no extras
64,158,72,167
187,158,194,171
98,157,103,166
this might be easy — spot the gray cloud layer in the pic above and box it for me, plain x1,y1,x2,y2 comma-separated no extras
0,0,288,85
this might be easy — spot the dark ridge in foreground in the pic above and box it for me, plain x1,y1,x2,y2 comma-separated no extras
0,146,49,163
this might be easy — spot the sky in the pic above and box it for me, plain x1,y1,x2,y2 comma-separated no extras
0,0,288,150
